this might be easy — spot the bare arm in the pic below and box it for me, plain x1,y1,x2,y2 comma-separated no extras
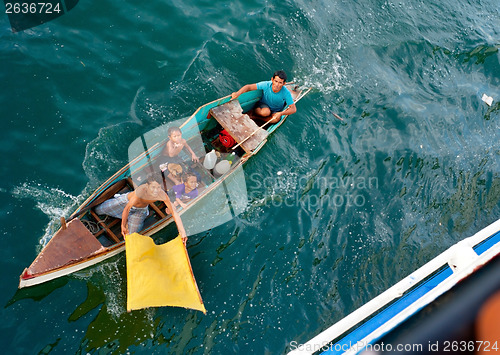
175,198,187,209
231,83,258,99
164,197,188,244
121,200,135,237
270,103,297,123
182,139,199,162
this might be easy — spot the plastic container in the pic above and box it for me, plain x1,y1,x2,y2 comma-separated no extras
214,160,230,175
226,152,236,164
203,150,217,170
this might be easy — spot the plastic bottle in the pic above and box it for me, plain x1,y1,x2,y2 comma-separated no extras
203,149,217,170
226,152,236,165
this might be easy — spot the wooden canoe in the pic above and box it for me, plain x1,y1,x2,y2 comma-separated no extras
19,84,311,288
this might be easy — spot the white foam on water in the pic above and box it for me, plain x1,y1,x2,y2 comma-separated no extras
284,7,352,94
297,44,349,94
129,86,145,125
245,168,318,221
12,182,83,250
73,257,128,319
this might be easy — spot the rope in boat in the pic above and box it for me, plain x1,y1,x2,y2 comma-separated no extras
82,214,111,234
82,219,100,234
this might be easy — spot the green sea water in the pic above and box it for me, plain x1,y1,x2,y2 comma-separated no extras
1,0,499,354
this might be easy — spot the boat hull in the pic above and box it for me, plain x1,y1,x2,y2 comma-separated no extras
20,243,125,288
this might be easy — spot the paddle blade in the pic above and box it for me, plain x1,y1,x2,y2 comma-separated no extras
125,233,206,314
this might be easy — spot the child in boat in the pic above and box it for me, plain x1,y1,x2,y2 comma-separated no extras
159,126,199,185
95,181,187,242
172,172,199,209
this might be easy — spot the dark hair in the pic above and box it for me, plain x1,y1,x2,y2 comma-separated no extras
273,70,287,82
273,70,286,81
182,172,198,183
168,126,181,136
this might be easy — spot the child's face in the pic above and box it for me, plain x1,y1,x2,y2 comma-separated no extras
169,131,182,143
185,176,198,189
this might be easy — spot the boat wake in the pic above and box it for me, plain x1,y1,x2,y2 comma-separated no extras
11,182,82,250
283,8,352,95
129,86,172,125
73,257,127,319
295,43,350,95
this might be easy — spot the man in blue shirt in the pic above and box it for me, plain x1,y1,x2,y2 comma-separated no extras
231,70,296,124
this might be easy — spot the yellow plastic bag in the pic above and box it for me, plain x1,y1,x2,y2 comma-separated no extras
125,233,206,313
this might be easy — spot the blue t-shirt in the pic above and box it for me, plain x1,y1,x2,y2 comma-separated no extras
256,81,294,112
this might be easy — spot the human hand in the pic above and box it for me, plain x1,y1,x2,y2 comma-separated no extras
231,92,239,99
121,223,129,237
271,112,282,123
191,153,199,162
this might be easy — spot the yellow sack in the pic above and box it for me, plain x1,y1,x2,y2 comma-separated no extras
125,233,206,314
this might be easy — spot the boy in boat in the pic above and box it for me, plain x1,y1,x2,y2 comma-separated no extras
159,126,199,185
172,172,199,209
231,70,296,124
95,181,187,243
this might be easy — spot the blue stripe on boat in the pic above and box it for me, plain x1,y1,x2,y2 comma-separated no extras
320,266,454,354
474,230,500,255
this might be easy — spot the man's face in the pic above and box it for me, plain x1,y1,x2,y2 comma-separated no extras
148,182,162,198
271,76,285,93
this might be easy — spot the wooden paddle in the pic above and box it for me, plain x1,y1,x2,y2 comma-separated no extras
231,119,273,150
